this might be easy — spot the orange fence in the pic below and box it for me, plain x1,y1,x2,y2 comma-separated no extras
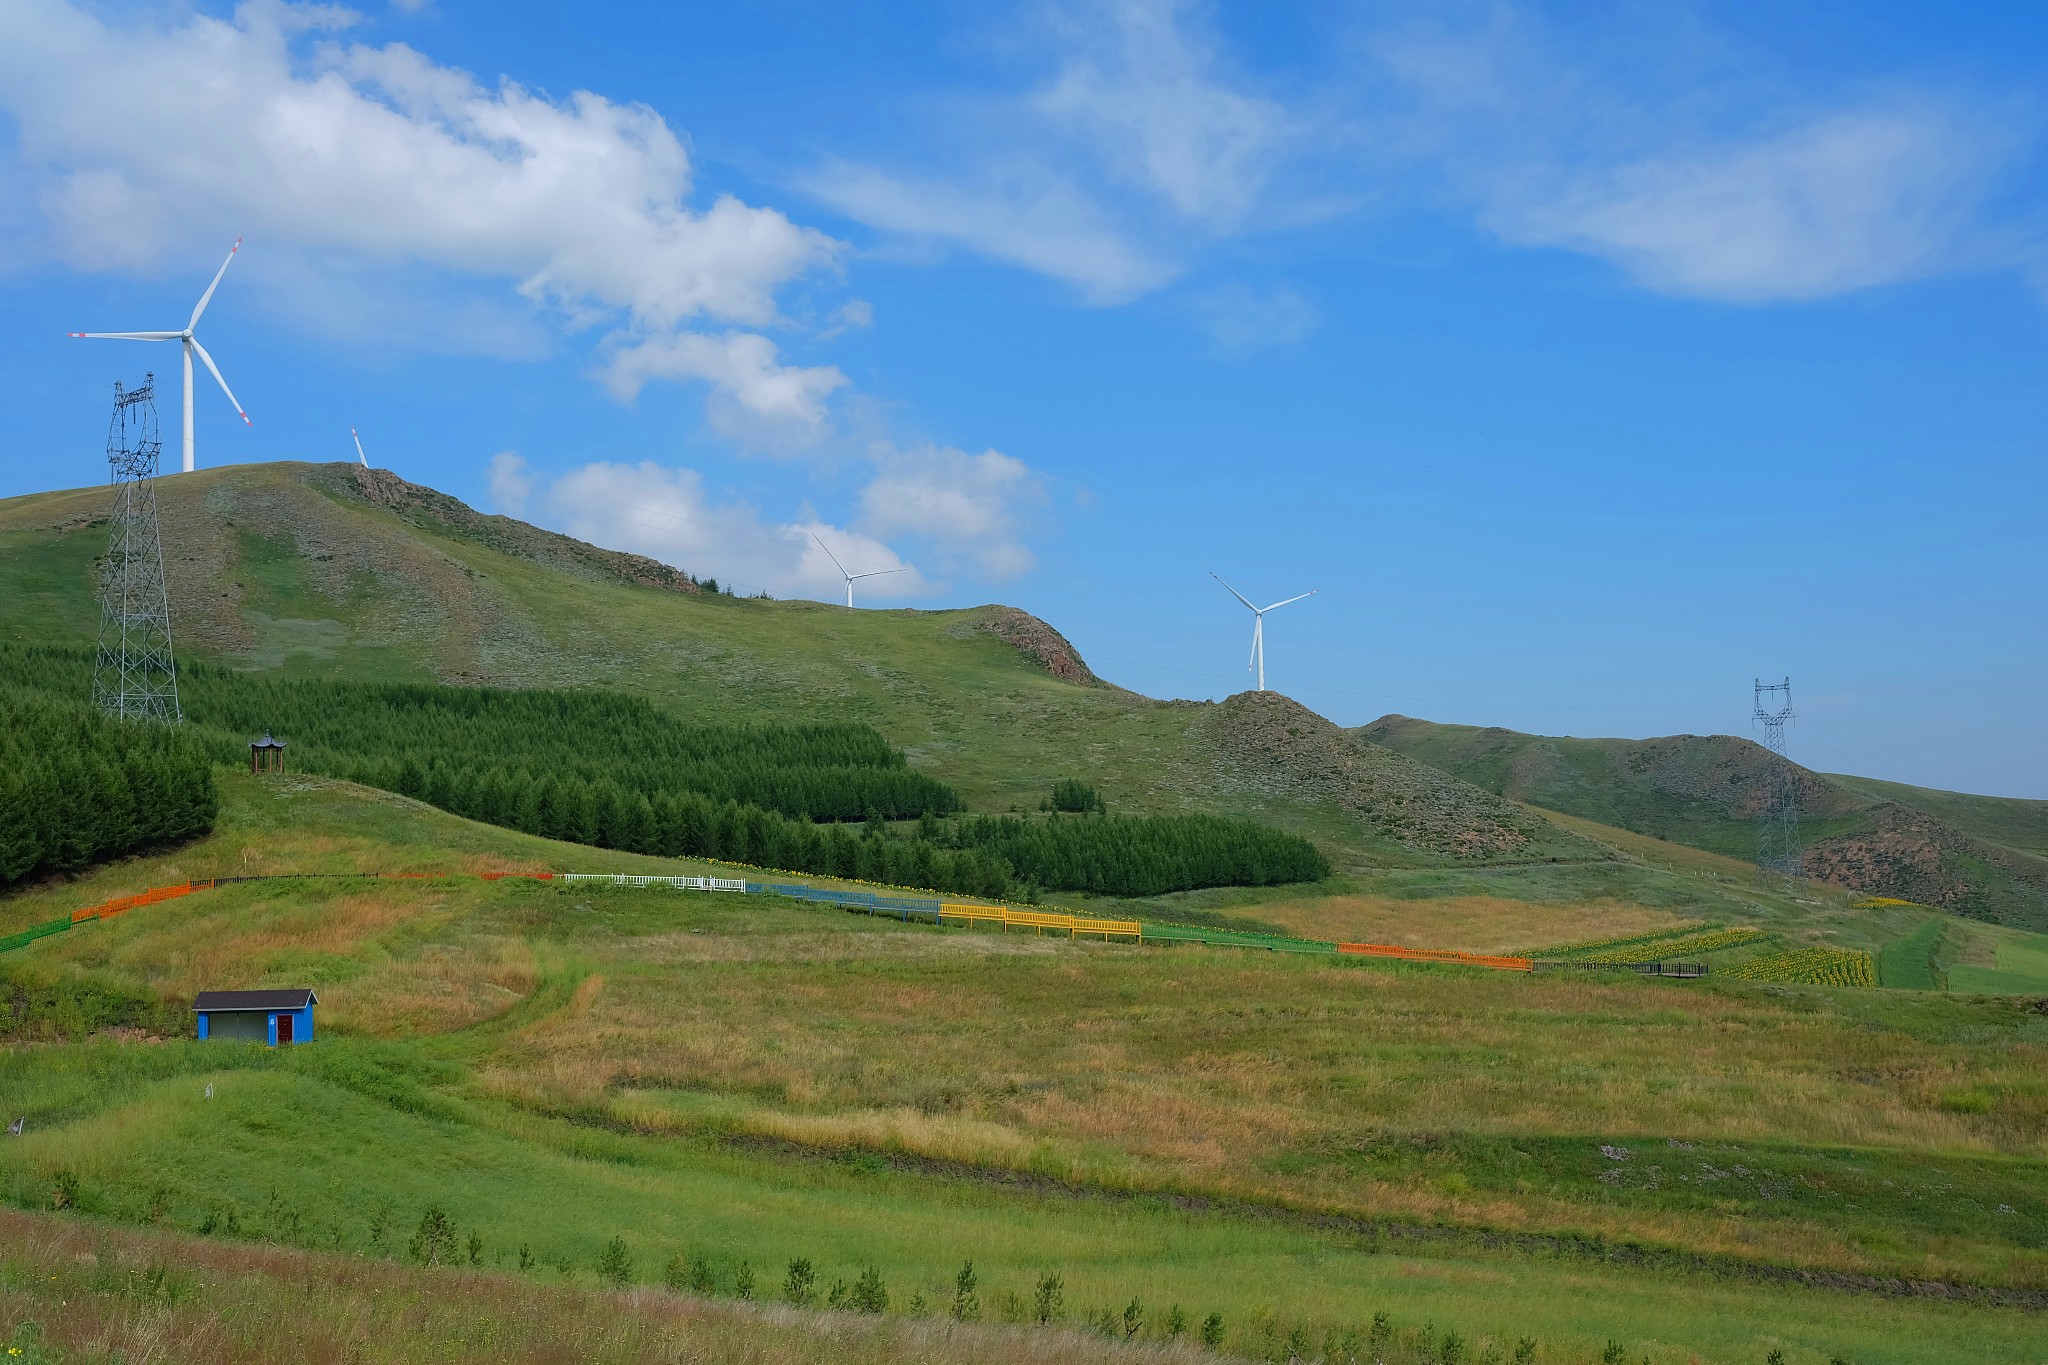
938,903,1142,941
70,880,215,925
1337,941,1532,972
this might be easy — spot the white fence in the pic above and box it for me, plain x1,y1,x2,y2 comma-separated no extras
561,873,747,892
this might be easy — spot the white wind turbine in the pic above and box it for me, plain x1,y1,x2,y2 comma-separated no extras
812,532,904,608
1211,573,1316,693
70,239,251,474
351,427,368,468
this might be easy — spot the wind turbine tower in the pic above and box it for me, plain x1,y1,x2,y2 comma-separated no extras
1211,573,1316,693
70,239,252,474
812,533,904,607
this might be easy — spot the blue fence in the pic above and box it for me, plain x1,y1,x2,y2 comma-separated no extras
749,882,946,925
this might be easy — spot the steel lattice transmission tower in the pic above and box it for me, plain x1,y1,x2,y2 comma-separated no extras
92,374,182,725
1752,677,1801,881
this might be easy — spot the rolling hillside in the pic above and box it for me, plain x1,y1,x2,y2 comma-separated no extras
0,461,1605,889
1362,715,2048,929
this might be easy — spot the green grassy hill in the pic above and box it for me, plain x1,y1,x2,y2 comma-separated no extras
3,773,2046,1364
1362,715,2048,930
0,463,1592,885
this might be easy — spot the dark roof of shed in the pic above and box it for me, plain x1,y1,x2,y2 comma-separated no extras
193,989,317,1012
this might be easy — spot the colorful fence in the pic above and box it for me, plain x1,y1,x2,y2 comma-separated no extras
1337,942,1533,972
70,880,213,925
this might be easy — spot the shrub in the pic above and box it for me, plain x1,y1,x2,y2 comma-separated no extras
662,1253,689,1292
1121,1298,1145,1340
733,1261,754,1300
405,1207,457,1266
951,1260,980,1321
595,1236,633,1287
1514,1337,1538,1364
783,1257,816,1306
688,1253,716,1294
849,1265,889,1315
1033,1272,1064,1324
1201,1312,1226,1348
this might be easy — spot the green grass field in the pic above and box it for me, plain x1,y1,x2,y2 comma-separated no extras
3,775,2047,1363
6,464,2048,1362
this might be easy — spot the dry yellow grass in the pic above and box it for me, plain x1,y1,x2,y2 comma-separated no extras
1249,893,1686,952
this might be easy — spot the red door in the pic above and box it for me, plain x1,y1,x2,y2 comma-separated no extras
276,1012,295,1044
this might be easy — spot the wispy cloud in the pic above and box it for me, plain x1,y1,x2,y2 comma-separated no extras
803,2,2039,313
802,0,1301,303
1478,104,2017,303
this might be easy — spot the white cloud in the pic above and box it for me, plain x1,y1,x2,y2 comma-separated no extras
599,332,848,446
538,460,933,602
1186,281,1317,351
488,450,537,516
1479,106,2013,302
859,443,1044,580
0,0,841,416
1034,0,1290,227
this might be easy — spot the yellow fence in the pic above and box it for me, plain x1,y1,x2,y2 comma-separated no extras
938,903,1141,941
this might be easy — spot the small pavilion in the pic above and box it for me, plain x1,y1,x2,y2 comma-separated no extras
249,734,287,775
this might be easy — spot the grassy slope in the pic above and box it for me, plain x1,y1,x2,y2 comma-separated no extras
0,460,1859,946
1363,716,2048,931
3,776,2047,1365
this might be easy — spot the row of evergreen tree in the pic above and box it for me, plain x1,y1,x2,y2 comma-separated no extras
0,689,219,889
364,758,1327,899
953,812,1329,897
0,645,1330,899
173,671,964,822
0,646,961,823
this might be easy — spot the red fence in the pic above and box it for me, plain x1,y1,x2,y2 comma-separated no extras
1336,941,1533,972
70,880,215,924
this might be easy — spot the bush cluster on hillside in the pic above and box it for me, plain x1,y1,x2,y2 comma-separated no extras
0,689,218,890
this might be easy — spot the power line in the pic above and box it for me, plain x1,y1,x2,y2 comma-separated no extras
1752,678,1803,883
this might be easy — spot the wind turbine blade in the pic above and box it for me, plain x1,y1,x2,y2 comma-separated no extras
1259,590,1318,612
352,427,367,466
1250,615,1261,672
1209,571,1257,612
70,331,180,341
188,237,243,330
848,568,907,582
189,338,251,426
809,531,849,580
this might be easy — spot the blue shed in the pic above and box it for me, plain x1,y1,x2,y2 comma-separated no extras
194,989,317,1045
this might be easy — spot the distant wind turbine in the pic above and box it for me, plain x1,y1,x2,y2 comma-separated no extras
812,532,904,608
1211,573,1316,693
351,427,368,468
70,239,251,474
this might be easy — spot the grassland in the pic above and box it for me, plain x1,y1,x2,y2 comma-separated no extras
3,775,2047,1363
6,463,2048,1361
1364,717,2048,930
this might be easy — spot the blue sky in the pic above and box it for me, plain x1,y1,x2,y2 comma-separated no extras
2,1,2045,796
